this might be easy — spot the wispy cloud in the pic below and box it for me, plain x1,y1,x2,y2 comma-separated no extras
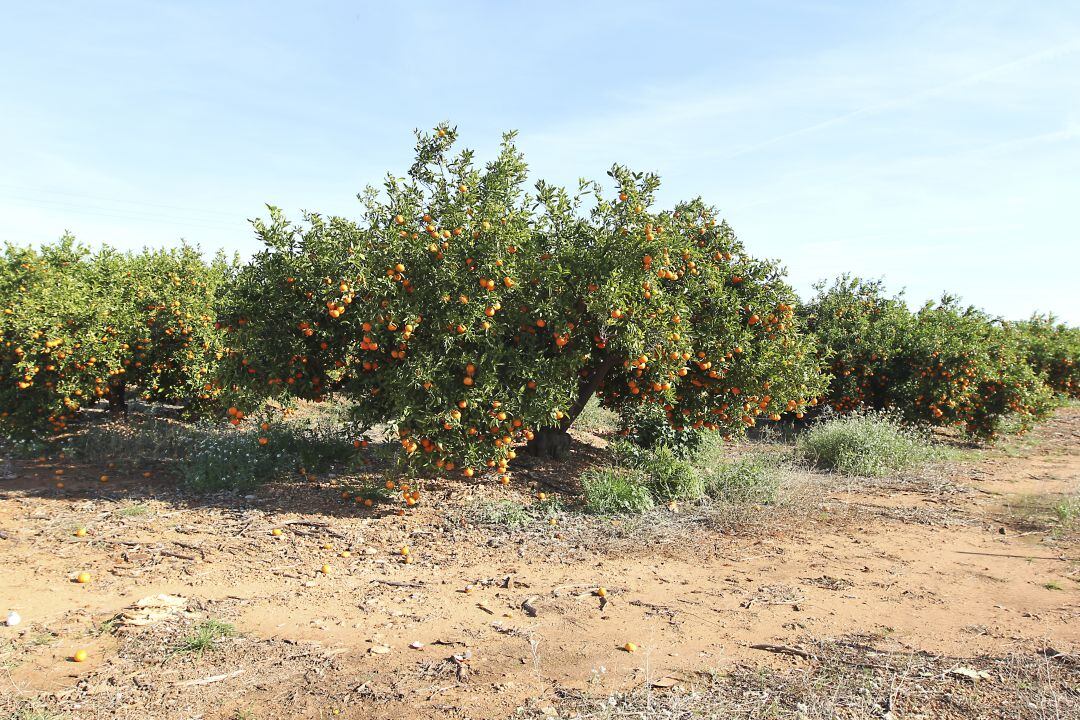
716,38,1080,161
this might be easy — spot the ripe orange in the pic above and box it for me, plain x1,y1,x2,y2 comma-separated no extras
623,642,637,653
75,572,91,584
72,649,88,662
74,527,87,537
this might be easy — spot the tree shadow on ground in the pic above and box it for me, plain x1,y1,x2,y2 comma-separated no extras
0,415,613,523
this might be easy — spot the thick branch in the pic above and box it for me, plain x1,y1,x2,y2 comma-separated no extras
559,353,620,431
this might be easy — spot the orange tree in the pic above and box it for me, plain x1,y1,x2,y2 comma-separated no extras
1,237,119,434
107,245,233,413
802,277,1056,439
0,237,230,435
1008,314,1080,399
799,276,914,415
225,126,827,478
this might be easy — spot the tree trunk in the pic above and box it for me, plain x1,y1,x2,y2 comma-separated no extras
523,426,572,459
524,353,620,459
107,380,127,415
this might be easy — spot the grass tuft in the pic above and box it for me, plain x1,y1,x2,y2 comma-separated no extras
702,453,783,504
796,410,939,476
581,466,654,514
173,619,235,656
1054,496,1079,528
116,503,151,518
466,499,529,529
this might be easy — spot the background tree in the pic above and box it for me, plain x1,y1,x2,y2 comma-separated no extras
0,238,231,435
802,277,1056,439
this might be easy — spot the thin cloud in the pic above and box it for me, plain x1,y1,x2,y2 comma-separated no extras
718,38,1080,161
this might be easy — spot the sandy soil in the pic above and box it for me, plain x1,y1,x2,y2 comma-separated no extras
1,408,1077,719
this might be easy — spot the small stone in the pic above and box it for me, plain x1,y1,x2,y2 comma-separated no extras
5,611,20,627
947,666,991,682
369,644,392,655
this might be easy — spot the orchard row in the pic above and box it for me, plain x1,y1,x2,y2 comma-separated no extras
2,127,1077,476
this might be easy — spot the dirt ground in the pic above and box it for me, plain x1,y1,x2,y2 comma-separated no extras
2,408,1078,719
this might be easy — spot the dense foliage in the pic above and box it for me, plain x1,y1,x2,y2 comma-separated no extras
223,126,826,478
802,277,1056,439
1009,315,1080,400
0,237,231,435
2,128,1076,467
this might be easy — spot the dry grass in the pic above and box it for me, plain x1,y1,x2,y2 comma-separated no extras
524,638,1080,719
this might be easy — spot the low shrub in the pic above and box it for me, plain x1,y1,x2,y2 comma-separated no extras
702,453,782,503
796,410,938,476
611,440,704,501
581,466,654,514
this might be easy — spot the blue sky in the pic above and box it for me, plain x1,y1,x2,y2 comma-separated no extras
2,1,1078,322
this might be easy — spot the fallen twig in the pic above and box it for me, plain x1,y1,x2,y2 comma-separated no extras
750,643,891,670
372,579,424,588
175,668,245,686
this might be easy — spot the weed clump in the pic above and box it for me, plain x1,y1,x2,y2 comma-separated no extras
466,499,530,529
173,619,235,656
703,453,782,503
797,410,938,476
611,441,704,501
581,467,655,514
